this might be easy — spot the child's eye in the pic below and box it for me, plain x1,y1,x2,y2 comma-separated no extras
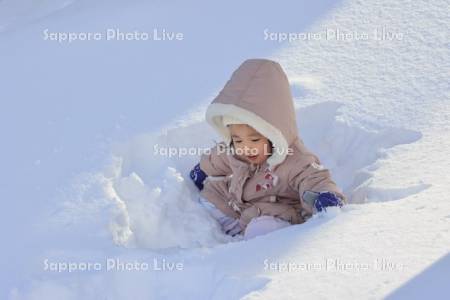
234,140,242,144
251,139,260,142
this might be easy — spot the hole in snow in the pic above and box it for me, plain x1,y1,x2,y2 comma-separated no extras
105,101,428,249
54,101,428,250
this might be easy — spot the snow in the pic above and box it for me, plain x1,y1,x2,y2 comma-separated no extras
1,0,449,299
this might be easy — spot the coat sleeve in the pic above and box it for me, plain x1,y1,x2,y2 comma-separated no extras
288,153,347,208
199,142,233,176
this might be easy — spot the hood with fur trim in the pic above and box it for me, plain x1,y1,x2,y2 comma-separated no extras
205,58,298,168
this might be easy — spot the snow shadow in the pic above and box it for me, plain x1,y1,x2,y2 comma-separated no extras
385,252,450,299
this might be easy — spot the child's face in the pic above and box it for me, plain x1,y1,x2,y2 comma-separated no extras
228,124,272,165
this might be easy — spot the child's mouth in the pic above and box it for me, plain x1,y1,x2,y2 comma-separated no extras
247,155,258,160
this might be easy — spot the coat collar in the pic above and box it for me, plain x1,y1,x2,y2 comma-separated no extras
227,153,270,176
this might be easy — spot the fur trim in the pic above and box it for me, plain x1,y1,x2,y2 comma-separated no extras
222,115,244,126
205,103,289,168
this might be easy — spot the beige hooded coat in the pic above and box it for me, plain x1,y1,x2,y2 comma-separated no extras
199,59,346,229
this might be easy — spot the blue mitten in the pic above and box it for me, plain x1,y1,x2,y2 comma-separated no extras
302,191,344,213
315,192,344,212
189,163,208,190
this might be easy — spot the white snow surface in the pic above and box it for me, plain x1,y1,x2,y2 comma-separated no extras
1,0,449,299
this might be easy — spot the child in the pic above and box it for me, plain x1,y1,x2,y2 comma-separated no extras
190,58,346,240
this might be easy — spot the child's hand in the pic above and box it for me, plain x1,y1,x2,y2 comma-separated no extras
198,196,242,236
301,191,344,214
220,217,243,236
189,163,208,190
315,192,344,212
